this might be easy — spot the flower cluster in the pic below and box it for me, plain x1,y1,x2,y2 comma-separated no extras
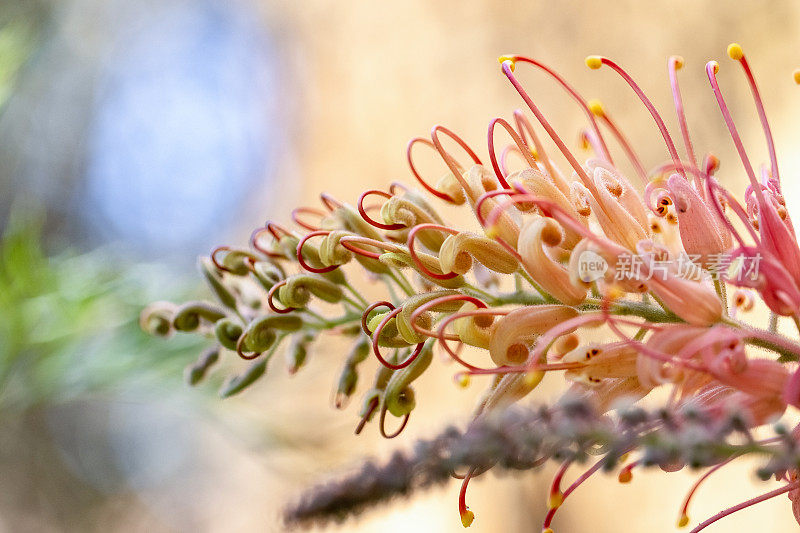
143,43,800,531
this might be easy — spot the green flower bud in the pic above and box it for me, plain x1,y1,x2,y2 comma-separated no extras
333,336,372,408
381,190,445,250
278,274,343,309
216,247,259,276
396,290,461,344
318,230,354,267
200,257,238,310
277,234,301,260
335,365,358,409
366,311,409,348
346,336,372,366
384,344,432,417
220,357,267,398
251,260,284,291
172,301,226,332
185,346,220,385
242,314,304,353
285,332,315,374
332,205,390,274
139,301,177,337
379,252,465,289
214,317,244,351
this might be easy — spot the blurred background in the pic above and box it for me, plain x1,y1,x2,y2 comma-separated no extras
2,0,800,531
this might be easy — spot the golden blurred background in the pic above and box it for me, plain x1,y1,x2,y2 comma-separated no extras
3,0,800,531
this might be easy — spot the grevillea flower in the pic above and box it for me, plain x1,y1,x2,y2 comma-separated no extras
143,43,800,531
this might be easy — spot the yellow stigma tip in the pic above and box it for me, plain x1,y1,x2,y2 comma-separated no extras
585,55,603,70
456,374,470,388
709,60,720,74
672,55,684,69
727,43,744,60
485,225,499,239
793,69,800,85
498,55,516,71
587,99,605,117
677,514,690,528
543,529,554,533
618,470,633,483
548,492,564,509
461,510,475,528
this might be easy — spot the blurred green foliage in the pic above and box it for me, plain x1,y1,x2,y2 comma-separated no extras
0,208,201,413
0,2,43,112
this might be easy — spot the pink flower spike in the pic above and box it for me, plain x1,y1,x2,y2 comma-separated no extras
509,55,614,163
727,43,780,184
705,61,762,199
667,56,698,175
500,61,598,197
586,99,648,183
585,55,685,176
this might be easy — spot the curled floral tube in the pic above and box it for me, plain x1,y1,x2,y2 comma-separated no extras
406,124,484,205
560,342,639,386
513,167,587,248
236,314,304,360
296,230,341,274
249,223,288,259
487,116,538,188
407,224,460,280
366,305,427,371
267,280,296,314
636,324,707,390
488,305,579,367
516,216,587,305
358,189,406,231
379,246,466,289
512,109,566,194
645,270,722,326
451,301,497,349
409,293,486,341
380,187,447,248
438,231,519,275
277,274,344,309
438,308,511,374
584,164,650,251
291,206,328,232
211,246,261,275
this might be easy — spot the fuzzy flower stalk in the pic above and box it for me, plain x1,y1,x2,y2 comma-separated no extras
143,44,800,531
